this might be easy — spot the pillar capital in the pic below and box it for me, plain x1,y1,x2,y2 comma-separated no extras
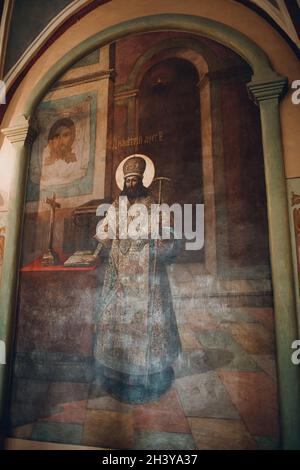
114,88,139,101
247,76,288,105
1,115,37,147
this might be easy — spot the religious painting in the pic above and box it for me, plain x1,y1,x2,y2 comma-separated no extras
291,191,300,295
293,208,300,292
27,91,97,202
8,32,279,450
0,212,7,283
92,154,181,403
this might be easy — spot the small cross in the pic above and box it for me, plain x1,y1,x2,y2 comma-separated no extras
46,193,61,213
46,193,61,248
42,193,61,265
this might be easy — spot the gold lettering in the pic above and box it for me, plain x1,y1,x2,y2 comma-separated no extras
107,131,164,150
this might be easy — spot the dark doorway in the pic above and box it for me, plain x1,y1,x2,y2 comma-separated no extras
138,57,203,262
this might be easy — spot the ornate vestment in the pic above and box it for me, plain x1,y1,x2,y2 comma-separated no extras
94,194,181,391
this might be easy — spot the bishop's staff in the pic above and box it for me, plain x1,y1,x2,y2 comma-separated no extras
145,176,172,386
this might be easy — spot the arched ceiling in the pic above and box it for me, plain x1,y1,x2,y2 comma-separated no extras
0,0,298,85
4,0,74,74
235,0,299,48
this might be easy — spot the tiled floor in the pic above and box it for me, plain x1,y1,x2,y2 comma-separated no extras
11,266,279,449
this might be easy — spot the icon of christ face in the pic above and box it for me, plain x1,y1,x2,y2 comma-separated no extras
45,119,76,165
49,126,73,159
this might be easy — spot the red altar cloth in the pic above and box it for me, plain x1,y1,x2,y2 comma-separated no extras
20,251,98,272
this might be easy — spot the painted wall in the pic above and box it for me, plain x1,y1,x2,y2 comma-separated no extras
0,0,299,450
0,0,299,291
6,30,279,450
0,0,299,172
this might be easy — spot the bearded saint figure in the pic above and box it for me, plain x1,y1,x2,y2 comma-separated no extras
93,155,181,403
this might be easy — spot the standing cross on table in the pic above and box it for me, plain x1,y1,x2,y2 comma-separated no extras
41,193,61,266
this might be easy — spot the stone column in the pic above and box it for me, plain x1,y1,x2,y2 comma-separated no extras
248,77,300,449
0,115,37,442
97,44,115,199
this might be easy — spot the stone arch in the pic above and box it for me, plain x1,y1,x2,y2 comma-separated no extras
0,13,299,449
116,37,224,275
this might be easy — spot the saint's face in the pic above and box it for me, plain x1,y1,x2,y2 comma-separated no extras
124,176,141,199
58,126,73,150
125,176,139,189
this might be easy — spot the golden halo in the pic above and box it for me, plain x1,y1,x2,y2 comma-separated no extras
115,154,155,190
